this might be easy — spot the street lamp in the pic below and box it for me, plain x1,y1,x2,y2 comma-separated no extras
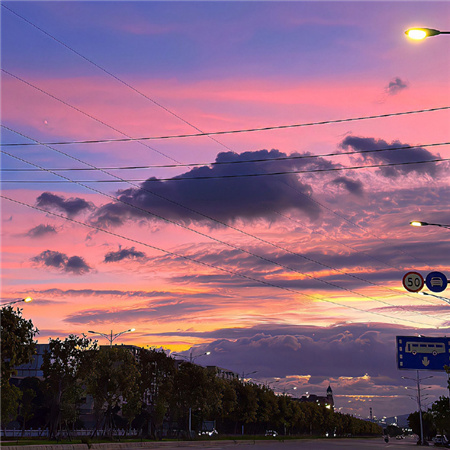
88,328,135,347
1,297,33,307
402,373,433,446
410,221,450,230
405,28,450,40
172,350,210,364
241,370,257,381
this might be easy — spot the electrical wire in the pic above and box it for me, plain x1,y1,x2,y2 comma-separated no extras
2,141,449,172
2,107,449,147
2,4,446,324
0,4,234,153
1,193,442,328
3,157,448,182
1,126,443,319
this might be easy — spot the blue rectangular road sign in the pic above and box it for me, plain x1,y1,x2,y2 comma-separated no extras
396,336,450,371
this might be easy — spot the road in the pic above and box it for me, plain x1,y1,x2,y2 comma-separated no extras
105,436,429,450
1,436,429,450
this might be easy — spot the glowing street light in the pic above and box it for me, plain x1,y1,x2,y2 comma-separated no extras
1,297,33,307
405,27,450,40
410,221,450,230
88,328,135,347
172,350,211,363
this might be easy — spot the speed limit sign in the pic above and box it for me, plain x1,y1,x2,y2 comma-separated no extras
402,272,424,292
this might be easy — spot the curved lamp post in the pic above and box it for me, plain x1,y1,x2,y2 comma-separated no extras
172,350,210,364
405,28,450,40
410,221,450,230
88,328,135,347
1,297,32,307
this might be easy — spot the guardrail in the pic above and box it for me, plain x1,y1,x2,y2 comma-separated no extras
0,429,139,438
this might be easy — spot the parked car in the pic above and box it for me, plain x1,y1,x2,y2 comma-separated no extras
265,430,278,437
433,435,449,447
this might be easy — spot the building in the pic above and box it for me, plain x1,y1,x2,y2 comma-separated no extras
206,365,239,381
296,385,334,410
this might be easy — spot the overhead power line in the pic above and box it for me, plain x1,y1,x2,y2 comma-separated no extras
2,141,449,172
1,126,440,319
4,157,448,183
2,107,449,147
1,194,441,328
1,4,234,153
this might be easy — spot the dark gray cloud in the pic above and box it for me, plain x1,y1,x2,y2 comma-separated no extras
64,300,215,324
385,77,408,95
340,136,442,178
329,176,364,196
31,250,91,275
159,323,450,379
26,224,58,238
104,246,147,263
89,149,338,228
36,192,93,217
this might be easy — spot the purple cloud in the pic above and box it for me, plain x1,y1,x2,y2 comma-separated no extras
36,192,93,217
26,224,58,238
340,136,443,178
31,250,91,275
385,77,408,95
104,246,147,263
89,149,341,228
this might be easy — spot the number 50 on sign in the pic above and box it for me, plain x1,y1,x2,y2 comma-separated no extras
402,272,425,292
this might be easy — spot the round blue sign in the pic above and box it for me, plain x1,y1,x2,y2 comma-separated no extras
425,271,448,293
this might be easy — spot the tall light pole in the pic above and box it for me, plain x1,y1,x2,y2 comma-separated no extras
410,221,450,230
402,373,433,446
0,297,32,307
405,28,450,40
88,328,135,347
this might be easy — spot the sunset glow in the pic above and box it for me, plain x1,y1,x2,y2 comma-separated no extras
1,1,449,419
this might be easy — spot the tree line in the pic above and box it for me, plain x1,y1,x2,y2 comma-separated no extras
2,306,383,439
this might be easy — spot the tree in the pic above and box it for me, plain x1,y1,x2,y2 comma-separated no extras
0,306,38,428
42,334,97,438
136,348,175,437
87,346,141,437
430,396,450,435
408,410,436,441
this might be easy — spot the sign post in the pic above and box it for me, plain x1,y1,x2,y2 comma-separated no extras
396,336,450,371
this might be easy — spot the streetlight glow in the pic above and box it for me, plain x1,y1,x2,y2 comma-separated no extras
1,297,33,307
405,27,446,40
405,27,450,41
410,220,450,230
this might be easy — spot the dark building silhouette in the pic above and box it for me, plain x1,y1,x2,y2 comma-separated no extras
296,385,334,410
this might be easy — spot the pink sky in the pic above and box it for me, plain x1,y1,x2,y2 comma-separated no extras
2,1,450,419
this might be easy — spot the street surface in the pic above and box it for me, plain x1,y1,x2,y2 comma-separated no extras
111,436,429,450
1,436,430,450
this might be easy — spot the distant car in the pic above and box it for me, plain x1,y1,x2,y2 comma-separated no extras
396,435,404,440
265,430,278,437
433,435,449,446
198,428,218,437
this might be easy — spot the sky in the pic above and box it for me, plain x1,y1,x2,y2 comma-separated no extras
1,0,450,420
